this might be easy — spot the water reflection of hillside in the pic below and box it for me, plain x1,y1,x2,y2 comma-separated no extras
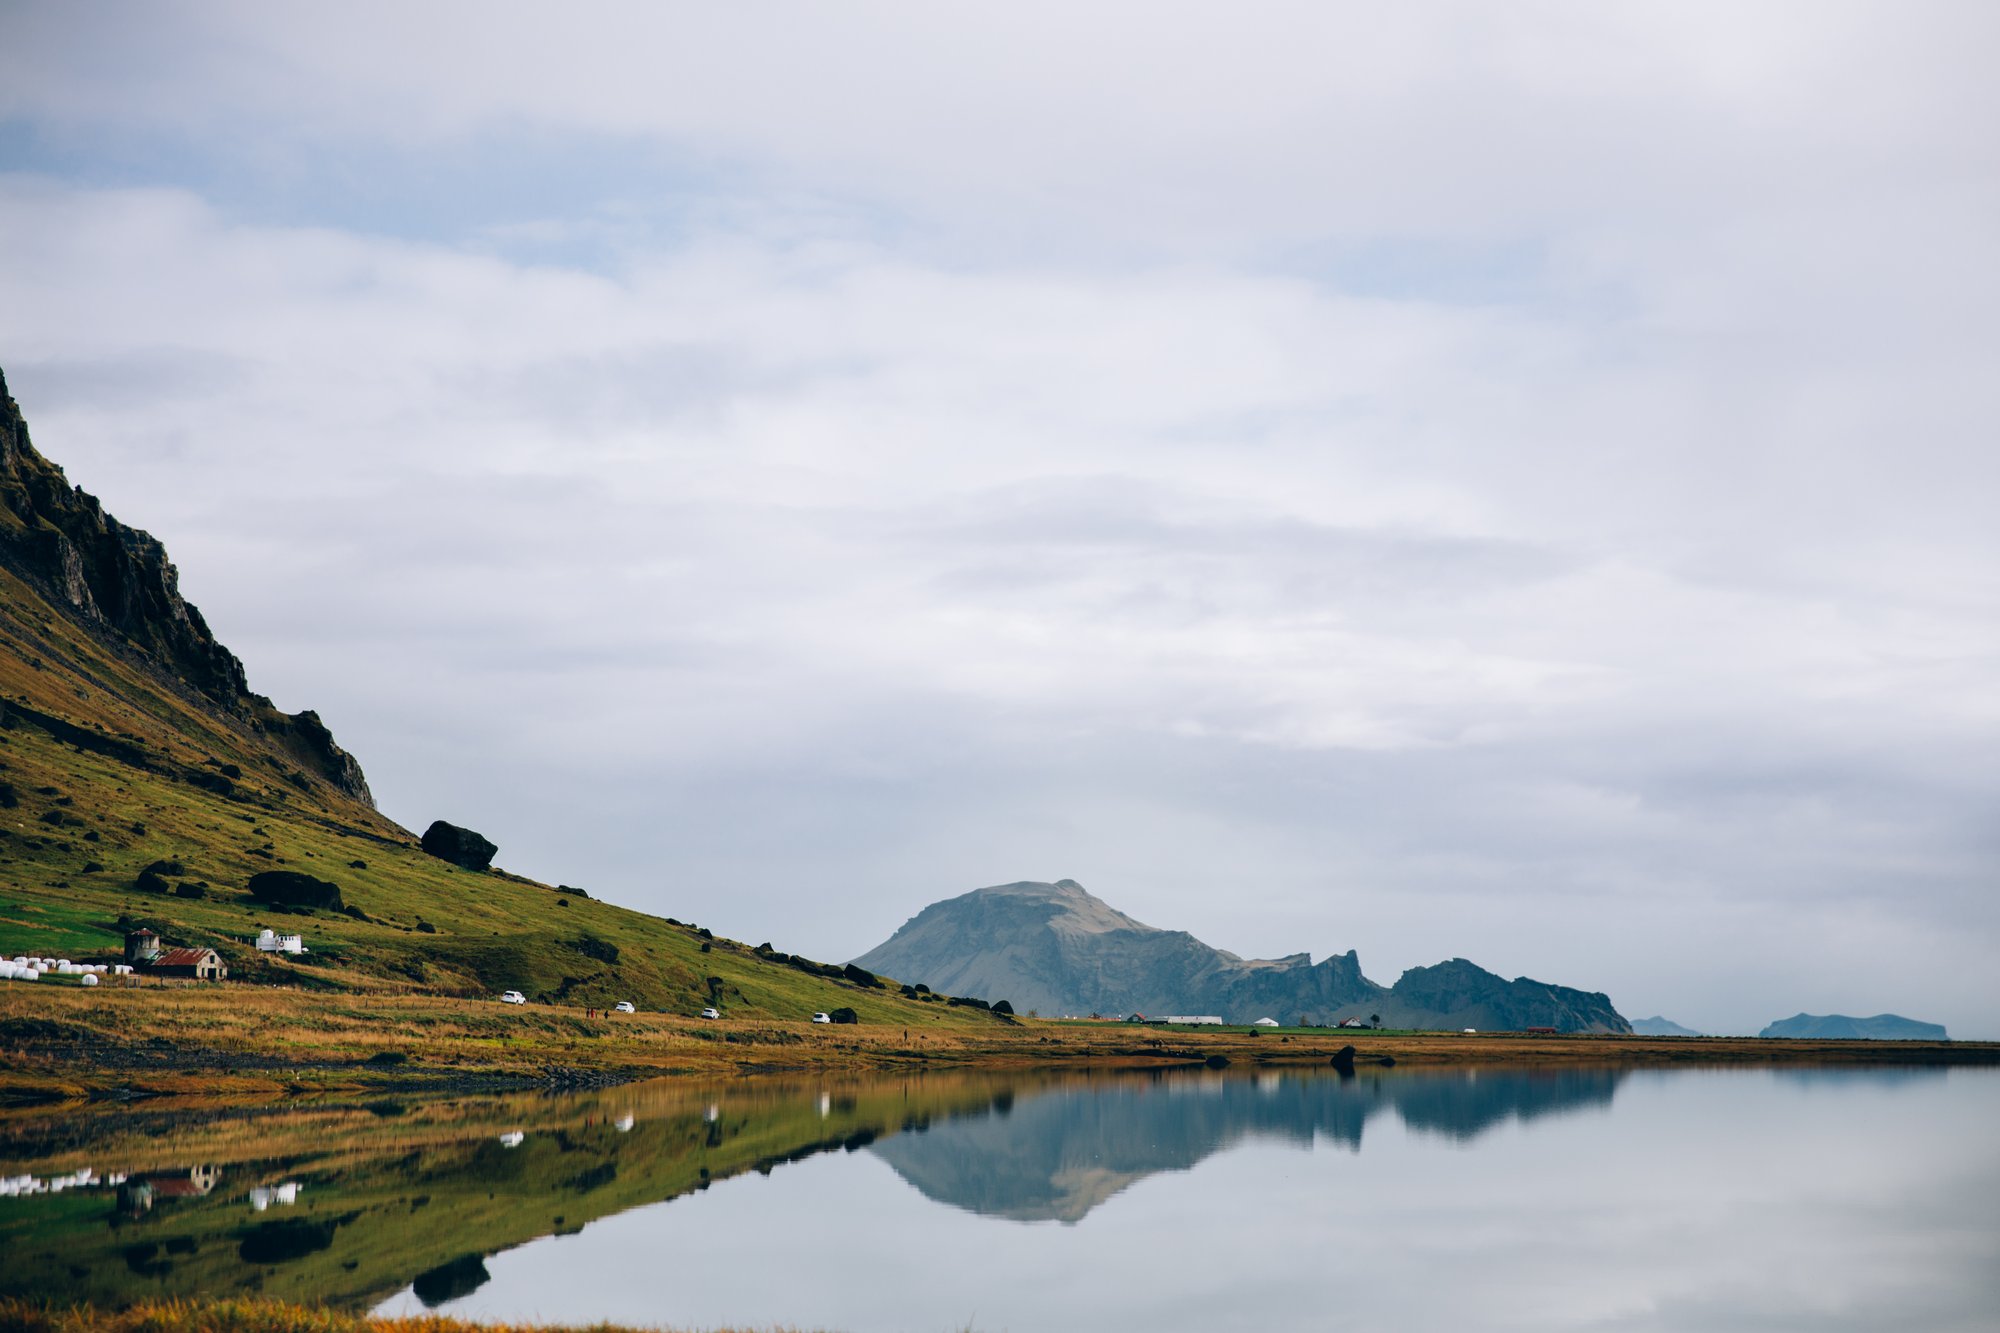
0,1074,1009,1311
870,1067,1626,1223
0,1067,1621,1308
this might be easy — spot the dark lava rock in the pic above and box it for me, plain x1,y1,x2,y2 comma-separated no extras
420,820,496,870
829,1007,859,1025
1329,1044,1357,1071
842,962,884,989
1205,1054,1231,1069
247,869,343,910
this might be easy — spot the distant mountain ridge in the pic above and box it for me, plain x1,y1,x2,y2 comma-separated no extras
1631,1016,1704,1037
1759,1013,1946,1041
853,879,1631,1033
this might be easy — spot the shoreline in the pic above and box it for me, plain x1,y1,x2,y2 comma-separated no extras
3,984,1993,1110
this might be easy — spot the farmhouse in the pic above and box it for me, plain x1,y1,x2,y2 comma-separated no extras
149,947,227,981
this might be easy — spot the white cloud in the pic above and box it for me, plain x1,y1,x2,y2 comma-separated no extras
0,4,1995,1035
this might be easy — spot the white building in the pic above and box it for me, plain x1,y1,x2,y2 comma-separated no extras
1157,1015,1226,1025
255,929,305,955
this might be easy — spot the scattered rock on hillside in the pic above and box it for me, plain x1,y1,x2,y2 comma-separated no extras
421,820,496,871
247,869,344,911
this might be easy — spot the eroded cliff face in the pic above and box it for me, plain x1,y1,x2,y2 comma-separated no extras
854,879,1632,1032
0,367,374,807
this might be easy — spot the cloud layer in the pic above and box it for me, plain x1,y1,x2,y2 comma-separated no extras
2,3,1996,1035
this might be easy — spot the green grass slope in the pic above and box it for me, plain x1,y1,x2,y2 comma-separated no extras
0,374,987,1032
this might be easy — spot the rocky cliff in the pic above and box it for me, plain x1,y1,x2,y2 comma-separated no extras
853,879,1631,1033
0,367,372,805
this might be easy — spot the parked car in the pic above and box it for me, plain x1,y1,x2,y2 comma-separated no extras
500,990,527,1005
811,1012,831,1024
614,1001,636,1014
700,1006,721,1019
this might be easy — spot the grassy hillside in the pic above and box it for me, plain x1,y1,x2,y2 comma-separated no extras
0,553,988,1029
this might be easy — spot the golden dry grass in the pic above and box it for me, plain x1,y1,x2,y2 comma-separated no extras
3,981,1991,1110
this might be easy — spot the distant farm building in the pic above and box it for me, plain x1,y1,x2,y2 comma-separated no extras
1156,1015,1225,1025
255,929,305,955
124,929,160,966
149,947,226,981
1337,1017,1367,1027
1253,1017,1280,1026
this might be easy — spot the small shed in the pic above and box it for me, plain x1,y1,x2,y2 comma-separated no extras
124,929,161,966
150,947,227,981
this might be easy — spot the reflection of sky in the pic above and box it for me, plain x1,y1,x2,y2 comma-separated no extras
375,1068,2000,1332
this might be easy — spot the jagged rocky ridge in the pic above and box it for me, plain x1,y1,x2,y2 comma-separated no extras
853,879,1631,1032
0,366,371,804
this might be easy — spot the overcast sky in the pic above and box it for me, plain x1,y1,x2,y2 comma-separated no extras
2,2,1995,1037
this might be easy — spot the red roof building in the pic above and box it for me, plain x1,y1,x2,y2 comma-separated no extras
149,947,226,981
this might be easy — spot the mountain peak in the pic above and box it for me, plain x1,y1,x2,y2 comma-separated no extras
857,880,1629,1031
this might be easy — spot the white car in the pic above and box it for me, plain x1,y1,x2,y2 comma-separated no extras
700,1006,721,1019
811,1012,831,1024
614,1001,636,1014
500,990,527,1005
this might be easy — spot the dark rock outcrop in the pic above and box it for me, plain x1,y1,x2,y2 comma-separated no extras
421,820,497,871
0,367,374,806
854,879,1631,1033
1759,1013,1947,1041
1379,958,1626,1034
247,870,344,910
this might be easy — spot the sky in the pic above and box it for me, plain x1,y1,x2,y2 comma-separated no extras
1,2,1995,1037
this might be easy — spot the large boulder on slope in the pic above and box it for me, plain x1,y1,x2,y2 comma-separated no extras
421,820,497,871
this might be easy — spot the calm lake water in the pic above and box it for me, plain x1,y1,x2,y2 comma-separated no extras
4,1064,1996,1331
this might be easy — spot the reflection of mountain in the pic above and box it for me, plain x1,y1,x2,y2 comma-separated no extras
871,1067,1626,1223
0,1068,1624,1306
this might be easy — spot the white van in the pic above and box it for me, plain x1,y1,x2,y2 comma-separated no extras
500,990,527,1005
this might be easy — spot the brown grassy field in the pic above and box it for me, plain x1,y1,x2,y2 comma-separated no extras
3,981,1991,1109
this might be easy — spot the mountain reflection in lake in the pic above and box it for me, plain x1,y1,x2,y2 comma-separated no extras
5,1065,1996,1331
872,1065,1624,1222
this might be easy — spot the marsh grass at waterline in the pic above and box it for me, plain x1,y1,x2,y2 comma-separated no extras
0,1299,812,1333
